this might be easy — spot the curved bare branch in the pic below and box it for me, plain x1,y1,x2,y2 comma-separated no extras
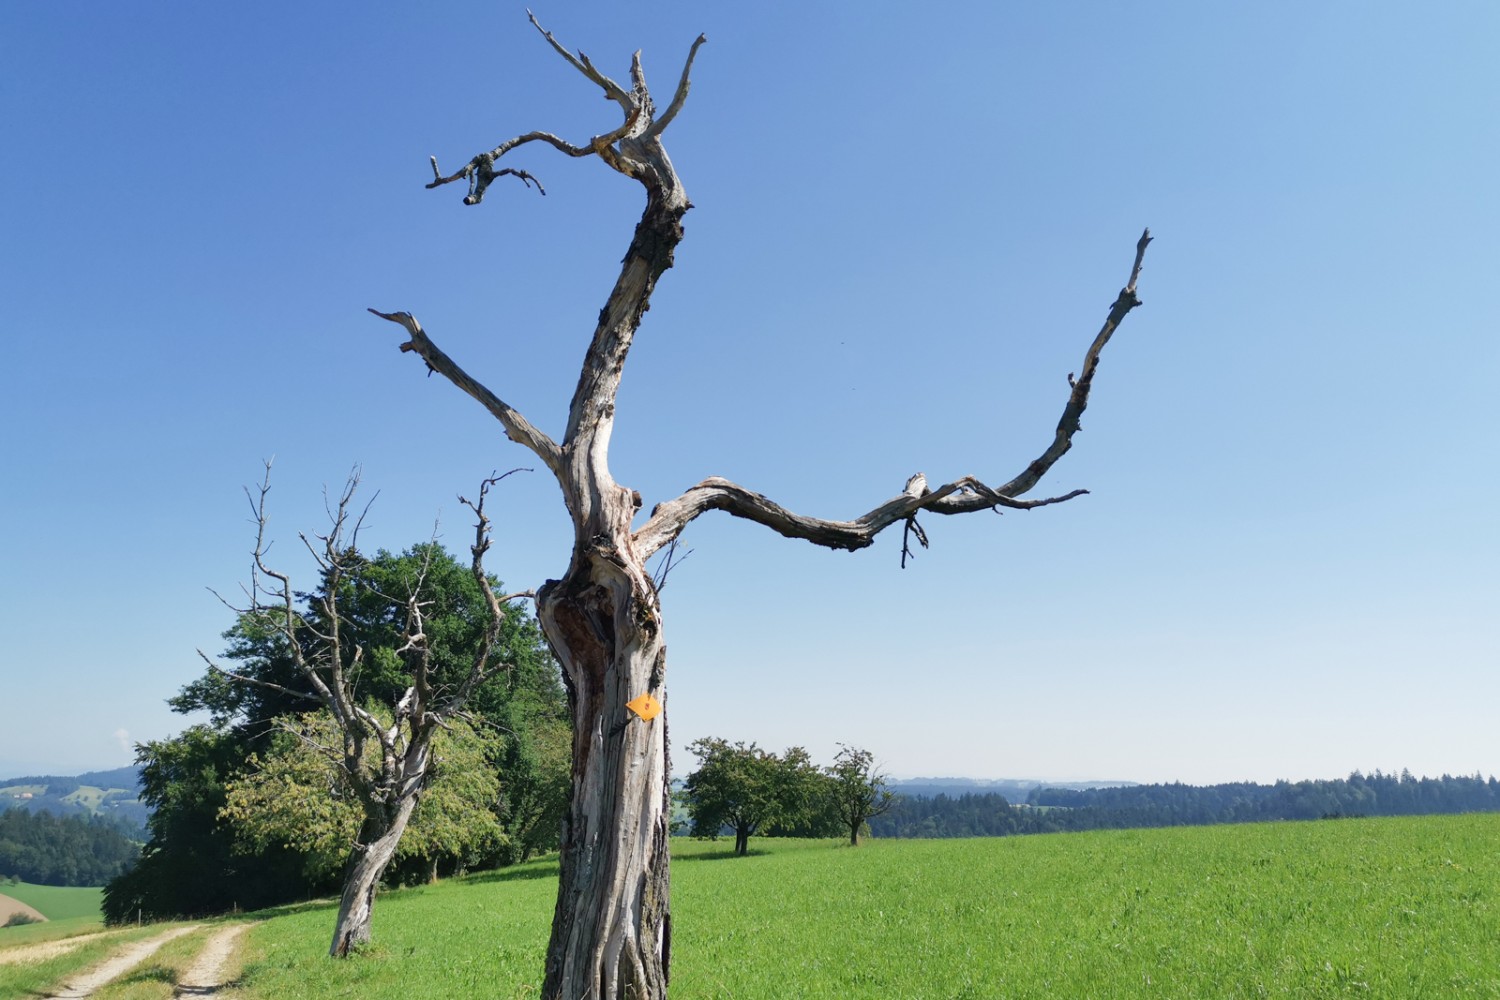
643,34,708,139
996,228,1152,497
633,229,1152,561
633,474,1086,560
367,309,563,477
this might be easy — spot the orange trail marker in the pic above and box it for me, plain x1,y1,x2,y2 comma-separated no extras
626,693,662,721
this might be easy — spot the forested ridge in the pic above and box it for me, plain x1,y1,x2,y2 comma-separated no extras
0,808,140,886
870,771,1500,839
0,767,148,833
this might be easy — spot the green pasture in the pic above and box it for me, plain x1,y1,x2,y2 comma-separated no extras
219,813,1500,999
2,880,105,922
62,785,110,810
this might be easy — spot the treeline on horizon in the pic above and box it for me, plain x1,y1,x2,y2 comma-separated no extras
0,808,140,886
870,770,1500,839
0,767,149,835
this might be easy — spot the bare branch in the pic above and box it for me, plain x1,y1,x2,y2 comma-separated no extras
634,474,1085,560
200,653,324,707
899,516,929,570
648,536,693,594
995,228,1152,498
367,309,563,476
634,229,1151,562
643,34,708,139
448,469,535,711
528,9,632,108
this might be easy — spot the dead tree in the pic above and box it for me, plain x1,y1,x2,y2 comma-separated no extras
200,466,531,957
371,14,1150,999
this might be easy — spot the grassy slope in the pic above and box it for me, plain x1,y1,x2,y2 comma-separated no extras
227,813,1500,999
2,881,104,921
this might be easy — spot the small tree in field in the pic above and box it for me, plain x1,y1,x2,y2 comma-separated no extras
683,739,823,856
826,745,896,847
369,15,1150,997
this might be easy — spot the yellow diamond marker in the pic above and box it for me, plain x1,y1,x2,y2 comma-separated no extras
626,693,662,722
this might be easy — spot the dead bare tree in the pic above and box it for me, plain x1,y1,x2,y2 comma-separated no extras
370,14,1150,999
200,465,532,957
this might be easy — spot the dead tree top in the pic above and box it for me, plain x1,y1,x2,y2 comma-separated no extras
372,14,1151,566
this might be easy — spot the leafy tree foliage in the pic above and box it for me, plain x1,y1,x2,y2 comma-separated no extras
826,745,895,846
104,724,316,921
0,809,139,886
220,712,505,885
105,542,567,923
682,739,827,855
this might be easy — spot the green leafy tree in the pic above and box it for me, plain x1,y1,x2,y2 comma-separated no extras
826,745,895,846
683,739,826,855
103,725,316,922
221,711,505,885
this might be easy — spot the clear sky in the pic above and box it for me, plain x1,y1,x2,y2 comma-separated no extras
2,3,1495,786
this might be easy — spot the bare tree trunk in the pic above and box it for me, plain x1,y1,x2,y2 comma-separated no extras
330,797,419,957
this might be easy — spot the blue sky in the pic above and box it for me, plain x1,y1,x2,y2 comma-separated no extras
2,4,1495,785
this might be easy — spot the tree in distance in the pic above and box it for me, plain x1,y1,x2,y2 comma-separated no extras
682,739,826,856
826,745,896,847
367,13,1150,997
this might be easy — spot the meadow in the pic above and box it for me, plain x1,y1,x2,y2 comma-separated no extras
3,814,1497,998
2,880,105,922
221,814,1499,999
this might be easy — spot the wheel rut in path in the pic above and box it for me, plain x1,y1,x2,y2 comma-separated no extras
174,923,250,997
42,925,200,999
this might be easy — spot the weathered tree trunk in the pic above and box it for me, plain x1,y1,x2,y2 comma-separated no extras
330,796,420,957
735,827,750,857
538,514,671,999
848,823,860,848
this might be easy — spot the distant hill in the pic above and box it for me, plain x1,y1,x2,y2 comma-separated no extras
0,766,146,834
891,777,1137,800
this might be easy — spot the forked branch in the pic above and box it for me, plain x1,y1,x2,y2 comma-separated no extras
426,14,703,205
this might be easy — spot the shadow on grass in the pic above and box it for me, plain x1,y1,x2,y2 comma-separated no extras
671,849,767,862
245,897,338,921
464,861,562,886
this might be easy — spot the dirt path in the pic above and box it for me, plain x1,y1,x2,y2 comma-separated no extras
174,923,250,997
42,925,199,999
0,930,113,965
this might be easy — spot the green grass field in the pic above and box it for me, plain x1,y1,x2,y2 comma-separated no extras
218,813,1500,999
2,881,104,921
